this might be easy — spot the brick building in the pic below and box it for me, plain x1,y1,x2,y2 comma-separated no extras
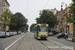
56,7,73,35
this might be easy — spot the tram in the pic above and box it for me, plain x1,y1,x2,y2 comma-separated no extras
33,24,49,39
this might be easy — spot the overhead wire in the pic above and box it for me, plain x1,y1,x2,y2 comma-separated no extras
27,0,28,17
43,0,49,9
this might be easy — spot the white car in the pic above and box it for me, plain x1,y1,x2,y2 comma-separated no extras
6,32,10,37
17,31,21,34
0,32,6,37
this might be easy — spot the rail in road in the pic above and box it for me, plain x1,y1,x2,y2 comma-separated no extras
6,32,74,50
0,33,25,50
15,35,25,50
48,37,74,50
6,32,34,50
39,40,50,50
5,33,26,50
14,34,33,50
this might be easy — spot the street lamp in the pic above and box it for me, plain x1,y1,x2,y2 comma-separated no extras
61,2,67,33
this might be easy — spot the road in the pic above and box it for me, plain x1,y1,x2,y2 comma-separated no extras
7,32,75,50
0,33,25,50
48,37,75,50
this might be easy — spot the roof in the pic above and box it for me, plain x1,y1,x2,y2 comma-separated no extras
58,9,66,13
58,7,69,13
5,0,10,6
37,24,48,27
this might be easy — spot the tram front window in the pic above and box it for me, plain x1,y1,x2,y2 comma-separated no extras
39,27,48,32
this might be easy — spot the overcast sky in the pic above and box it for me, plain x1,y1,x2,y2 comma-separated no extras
7,0,72,29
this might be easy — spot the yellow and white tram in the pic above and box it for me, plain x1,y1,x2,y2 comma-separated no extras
34,24,49,39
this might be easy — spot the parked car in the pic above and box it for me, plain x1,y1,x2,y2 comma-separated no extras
17,31,21,34
57,33,68,39
14,32,17,35
48,32,53,36
72,37,75,42
24,31,26,33
6,32,10,37
10,32,13,36
13,32,15,35
0,31,6,37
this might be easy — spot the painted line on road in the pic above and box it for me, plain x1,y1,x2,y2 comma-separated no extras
49,39,74,50
4,33,26,50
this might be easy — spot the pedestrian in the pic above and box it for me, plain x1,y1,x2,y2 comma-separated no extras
64,32,67,38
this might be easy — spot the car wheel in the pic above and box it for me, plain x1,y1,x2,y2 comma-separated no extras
57,37,60,39
64,37,66,39
65,37,68,39
72,39,75,42
4,35,6,38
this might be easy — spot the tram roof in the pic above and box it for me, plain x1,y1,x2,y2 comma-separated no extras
37,24,48,27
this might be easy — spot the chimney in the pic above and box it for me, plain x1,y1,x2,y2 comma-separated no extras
61,5,63,11
54,8,56,10
61,8,63,11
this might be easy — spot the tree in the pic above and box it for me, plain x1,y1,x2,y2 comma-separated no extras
67,0,75,36
36,10,58,28
14,12,28,31
9,12,28,31
0,9,10,31
25,24,29,31
36,18,40,24
9,15,17,31
30,24,37,31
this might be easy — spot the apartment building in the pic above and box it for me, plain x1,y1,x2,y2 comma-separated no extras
49,8,58,15
56,7,73,35
0,0,10,31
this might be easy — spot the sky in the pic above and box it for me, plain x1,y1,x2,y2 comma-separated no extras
7,0,72,30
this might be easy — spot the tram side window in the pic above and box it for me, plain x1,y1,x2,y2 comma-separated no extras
39,28,41,31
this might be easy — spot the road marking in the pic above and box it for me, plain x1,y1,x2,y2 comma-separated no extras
4,33,26,50
49,40,74,50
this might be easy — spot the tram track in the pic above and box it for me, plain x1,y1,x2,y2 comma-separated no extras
30,35,34,50
15,33,34,50
39,40,51,50
48,37,73,50
15,34,26,50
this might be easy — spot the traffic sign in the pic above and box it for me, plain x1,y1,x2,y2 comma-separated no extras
51,28,53,31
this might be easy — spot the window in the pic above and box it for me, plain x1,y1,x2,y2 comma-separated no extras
69,14,71,18
39,27,48,32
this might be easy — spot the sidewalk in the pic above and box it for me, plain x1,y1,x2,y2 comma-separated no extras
67,33,73,41
67,37,72,41
66,36,72,41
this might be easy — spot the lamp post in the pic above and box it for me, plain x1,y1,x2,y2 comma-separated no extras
61,2,67,33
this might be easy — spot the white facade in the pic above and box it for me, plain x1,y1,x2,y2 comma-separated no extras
0,0,10,31
49,8,58,15
43,8,58,15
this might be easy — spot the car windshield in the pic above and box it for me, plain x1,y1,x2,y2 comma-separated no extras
1,32,5,33
39,27,48,32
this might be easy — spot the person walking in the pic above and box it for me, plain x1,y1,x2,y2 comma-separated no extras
64,32,68,39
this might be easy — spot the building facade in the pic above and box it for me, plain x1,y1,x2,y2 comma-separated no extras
49,8,58,15
56,7,73,35
0,0,10,31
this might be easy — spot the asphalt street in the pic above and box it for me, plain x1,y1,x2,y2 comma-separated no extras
48,37,75,50
0,33,25,50
7,32,75,50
